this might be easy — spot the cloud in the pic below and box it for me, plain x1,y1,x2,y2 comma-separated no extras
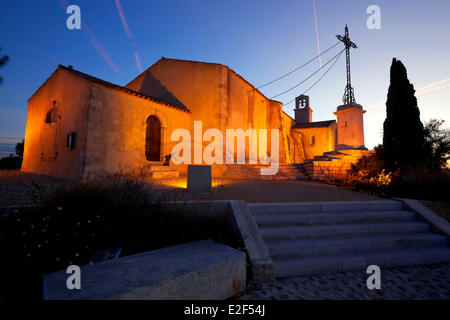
366,77,450,110
114,0,143,73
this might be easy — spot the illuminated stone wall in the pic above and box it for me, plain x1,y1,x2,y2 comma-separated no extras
334,104,366,149
126,58,291,176
22,69,91,179
82,84,191,179
303,149,375,180
292,123,337,160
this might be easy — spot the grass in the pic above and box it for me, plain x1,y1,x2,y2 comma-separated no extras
0,174,244,300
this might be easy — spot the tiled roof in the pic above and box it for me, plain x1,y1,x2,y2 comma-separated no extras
58,65,190,113
292,120,336,129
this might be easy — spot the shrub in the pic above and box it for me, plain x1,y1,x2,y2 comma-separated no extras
0,155,22,169
337,153,450,202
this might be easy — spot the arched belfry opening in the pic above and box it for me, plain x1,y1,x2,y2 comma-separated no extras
145,115,162,161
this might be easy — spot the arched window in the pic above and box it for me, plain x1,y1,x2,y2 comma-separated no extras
145,115,162,161
310,135,315,145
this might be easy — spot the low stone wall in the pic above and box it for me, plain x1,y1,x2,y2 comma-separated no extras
303,149,375,181
43,239,246,300
164,200,275,283
399,199,450,245
229,201,275,283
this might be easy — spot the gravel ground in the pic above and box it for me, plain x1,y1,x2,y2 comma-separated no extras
0,170,73,206
421,200,450,222
236,263,450,300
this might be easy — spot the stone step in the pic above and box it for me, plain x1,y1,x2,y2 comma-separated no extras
149,170,179,179
147,165,177,172
224,170,307,175
260,221,430,241
248,200,403,215
267,233,446,259
254,210,416,227
224,163,308,180
259,176,309,181
274,247,450,277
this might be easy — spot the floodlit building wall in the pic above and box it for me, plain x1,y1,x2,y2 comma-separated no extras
83,84,191,179
293,123,337,160
22,69,91,179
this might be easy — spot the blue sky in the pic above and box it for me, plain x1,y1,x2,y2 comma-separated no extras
1,0,449,157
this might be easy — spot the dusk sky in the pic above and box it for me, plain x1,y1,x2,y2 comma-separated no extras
1,0,449,157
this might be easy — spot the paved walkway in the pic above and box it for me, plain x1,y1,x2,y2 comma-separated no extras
236,263,450,300
199,179,381,203
0,172,382,206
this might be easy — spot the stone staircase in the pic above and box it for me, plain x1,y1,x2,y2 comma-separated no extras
146,164,179,179
224,164,308,180
302,149,375,181
249,200,450,278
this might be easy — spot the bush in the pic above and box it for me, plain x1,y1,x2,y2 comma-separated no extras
335,153,450,202
0,155,22,169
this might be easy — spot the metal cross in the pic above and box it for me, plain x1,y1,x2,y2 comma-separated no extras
336,25,357,105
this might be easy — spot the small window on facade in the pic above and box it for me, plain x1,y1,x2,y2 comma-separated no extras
66,132,77,150
310,135,315,145
344,121,348,128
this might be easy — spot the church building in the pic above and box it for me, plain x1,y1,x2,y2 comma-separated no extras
21,57,369,180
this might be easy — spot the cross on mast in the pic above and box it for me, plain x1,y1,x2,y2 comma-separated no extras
336,25,357,105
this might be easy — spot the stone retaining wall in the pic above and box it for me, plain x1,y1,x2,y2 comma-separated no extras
303,149,375,181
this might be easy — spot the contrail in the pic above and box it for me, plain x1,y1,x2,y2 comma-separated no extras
114,0,143,72
83,24,121,73
312,0,322,71
115,0,133,39
41,47,58,65
134,51,143,73
416,78,450,93
57,0,120,73
366,77,450,110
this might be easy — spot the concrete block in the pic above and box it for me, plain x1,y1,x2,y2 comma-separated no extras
187,165,211,192
43,239,246,300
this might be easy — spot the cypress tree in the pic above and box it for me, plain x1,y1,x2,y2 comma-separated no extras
383,58,425,171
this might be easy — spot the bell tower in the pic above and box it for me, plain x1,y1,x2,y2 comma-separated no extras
294,94,312,123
